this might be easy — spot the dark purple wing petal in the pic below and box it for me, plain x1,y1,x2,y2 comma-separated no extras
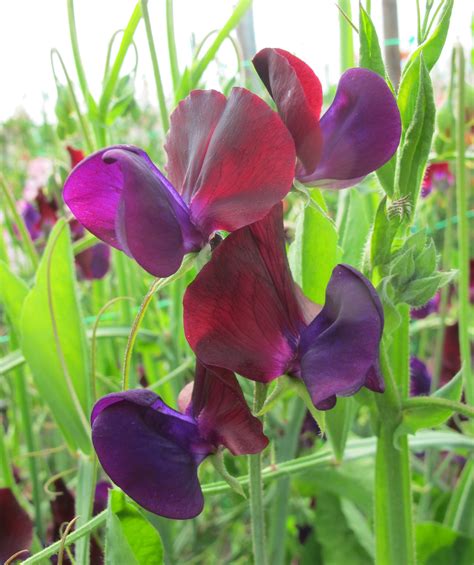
189,87,296,237
184,204,304,381
299,264,384,410
64,145,203,277
297,68,401,189
165,90,227,203
91,390,213,519
191,363,269,455
0,488,33,563
75,243,111,280
410,357,432,396
253,48,323,172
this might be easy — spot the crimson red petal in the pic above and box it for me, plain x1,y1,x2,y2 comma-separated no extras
0,488,33,563
253,48,323,172
184,204,303,381
191,363,268,455
188,87,296,236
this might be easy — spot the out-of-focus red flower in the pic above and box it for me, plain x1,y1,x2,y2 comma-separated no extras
421,162,454,197
66,146,85,169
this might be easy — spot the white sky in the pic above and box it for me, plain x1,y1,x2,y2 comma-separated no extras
0,0,471,122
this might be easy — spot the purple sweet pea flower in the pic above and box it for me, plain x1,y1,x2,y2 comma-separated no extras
410,357,432,396
421,162,454,197
0,488,33,563
91,363,268,519
184,204,385,410
253,48,401,189
64,88,296,278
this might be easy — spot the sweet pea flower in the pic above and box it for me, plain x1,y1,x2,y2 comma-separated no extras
0,488,33,563
64,88,296,277
253,48,401,189
184,204,384,410
91,363,268,519
421,162,454,197
409,357,432,396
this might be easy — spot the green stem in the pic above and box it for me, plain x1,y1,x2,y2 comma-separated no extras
0,424,14,489
141,0,170,133
248,382,268,565
374,345,415,565
390,304,410,397
98,2,142,145
15,368,45,541
74,455,97,565
403,396,474,419
454,45,473,404
67,0,95,113
269,397,306,565
0,174,39,270
166,0,180,92
50,49,95,153
337,0,355,72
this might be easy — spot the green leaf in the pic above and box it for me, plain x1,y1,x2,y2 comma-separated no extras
397,369,463,438
20,220,92,453
416,521,474,565
105,490,164,565
398,0,453,128
358,4,387,81
395,57,435,209
289,191,338,304
0,261,29,338
326,398,356,462
314,492,372,565
402,270,456,307
340,189,372,268
444,460,474,537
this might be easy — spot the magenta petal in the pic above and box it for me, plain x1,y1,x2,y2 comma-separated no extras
253,48,323,172
165,90,227,203
0,488,33,562
191,363,269,455
299,264,384,409
188,87,296,236
184,204,303,381
297,68,401,189
91,390,213,519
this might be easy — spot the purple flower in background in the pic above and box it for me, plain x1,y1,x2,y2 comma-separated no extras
253,48,401,189
411,293,440,319
422,162,454,197
184,204,385,410
0,488,33,563
64,88,296,277
410,357,432,396
91,363,268,519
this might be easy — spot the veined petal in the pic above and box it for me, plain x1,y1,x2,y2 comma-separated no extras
0,488,33,563
253,48,323,172
184,204,303,381
91,390,213,519
188,87,296,236
64,145,203,277
297,68,401,189
299,264,384,410
190,363,268,455
165,90,227,203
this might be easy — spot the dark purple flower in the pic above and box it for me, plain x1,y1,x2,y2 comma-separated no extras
422,162,454,197
410,293,440,319
64,88,296,277
410,357,432,396
253,48,401,189
0,488,33,563
20,201,42,240
91,363,268,519
184,204,384,410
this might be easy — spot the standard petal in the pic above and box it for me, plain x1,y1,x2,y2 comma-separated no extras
190,363,269,455
184,204,303,381
297,68,401,189
104,146,203,277
253,48,323,172
91,390,213,519
189,87,296,236
299,264,384,409
0,488,33,563
165,90,227,203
